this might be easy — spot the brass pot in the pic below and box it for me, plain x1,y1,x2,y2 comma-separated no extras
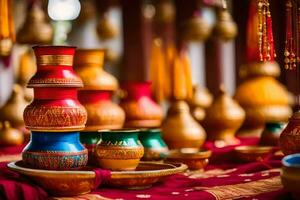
204,87,245,146
0,85,28,128
234,62,292,136
189,85,213,122
96,14,119,40
213,8,237,41
17,2,53,44
0,121,24,146
162,101,206,149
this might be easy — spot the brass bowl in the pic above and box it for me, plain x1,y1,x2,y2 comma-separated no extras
7,161,96,196
281,154,300,200
234,145,274,162
8,161,187,194
166,148,212,170
108,162,187,189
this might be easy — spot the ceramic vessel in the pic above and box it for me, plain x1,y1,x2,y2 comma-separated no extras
0,121,24,146
80,131,101,165
24,46,87,132
0,84,28,129
22,131,88,170
259,122,285,146
280,112,300,155
74,49,125,131
183,13,212,41
189,85,213,122
203,87,245,146
139,129,169,161
234,146,273,162
17,1,53,44
120,82,163,128
162,101,206,149
234,62,292,136
166,148,211,170
96,14,119,40
281,154,300,200
213,8,237,41
95,129,144,171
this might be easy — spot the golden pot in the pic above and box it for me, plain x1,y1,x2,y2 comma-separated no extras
213,8,237,41
189,85,213,122
204,87,245,146
234,62,292,135
17,2,53,44
95,129,144,171
0,121,24,146
162,101,206,149
183,14,212,42
0,85,28,128
74,49,118,91
96,14,119,40
153,0,175,23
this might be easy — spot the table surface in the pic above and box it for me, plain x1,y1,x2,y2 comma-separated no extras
0,137,293,200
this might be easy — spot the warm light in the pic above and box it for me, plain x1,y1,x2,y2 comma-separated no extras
47,0,81,21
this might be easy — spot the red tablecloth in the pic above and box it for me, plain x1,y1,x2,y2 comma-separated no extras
0,138,291,200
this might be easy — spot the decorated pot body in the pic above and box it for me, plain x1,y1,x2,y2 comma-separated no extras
80,131,101,165
139,129,169,161
259,122,285,146
24,88,87,132
22,132,88,170
280,112,300,155
120,82,163,128
95,129,144,171
78,90,125,131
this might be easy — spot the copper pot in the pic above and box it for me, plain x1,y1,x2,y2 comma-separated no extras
0,121,24,146
213,8,237,41
162,101,206,149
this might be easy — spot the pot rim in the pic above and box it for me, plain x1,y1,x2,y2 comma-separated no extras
98,128,140,133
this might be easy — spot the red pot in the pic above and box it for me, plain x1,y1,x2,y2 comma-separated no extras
120,82,163,128
78,90,125,131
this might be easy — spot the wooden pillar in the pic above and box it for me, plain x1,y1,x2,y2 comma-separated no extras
121,0,152,81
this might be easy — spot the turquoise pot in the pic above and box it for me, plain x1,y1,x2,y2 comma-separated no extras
139,129,169,161
80,131,102,165
259,122,285,146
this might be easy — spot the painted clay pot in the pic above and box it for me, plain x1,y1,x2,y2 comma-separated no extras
22,131,88,170
280,112,300,155
0,121,24,146
259,122,285,146
203,87,245,146
80,131,101,165
27,46,82,88
120,82,163,128
24,87,87,132
139,129,169,161
162,101,206,149
95,129,144,171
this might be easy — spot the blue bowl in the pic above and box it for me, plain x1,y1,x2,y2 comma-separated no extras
22,132,88,170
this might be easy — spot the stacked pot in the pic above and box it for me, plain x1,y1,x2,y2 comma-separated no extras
74,49,125,164
22,46,88,170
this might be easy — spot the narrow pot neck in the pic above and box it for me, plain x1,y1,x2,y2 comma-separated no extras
34,88,78,100
78,90,112,104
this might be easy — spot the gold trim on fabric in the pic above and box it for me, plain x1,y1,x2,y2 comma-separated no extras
37,55,73,66
49,194,113,200
196,176,282,200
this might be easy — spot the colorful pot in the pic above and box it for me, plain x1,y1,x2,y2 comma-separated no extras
280,111,300,155
139,129,168,161
28,46,82,88
259,122,285,146
120,82,163,128
95,129,144,171
22,132,88,170
80,131,101,165
162,101,206,149
74,49,125,131
24,87,87,132
78,91,125,131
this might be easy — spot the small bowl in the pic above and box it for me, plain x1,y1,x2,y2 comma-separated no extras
234,145,273,162
166,148,212,170
281,154,300,200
